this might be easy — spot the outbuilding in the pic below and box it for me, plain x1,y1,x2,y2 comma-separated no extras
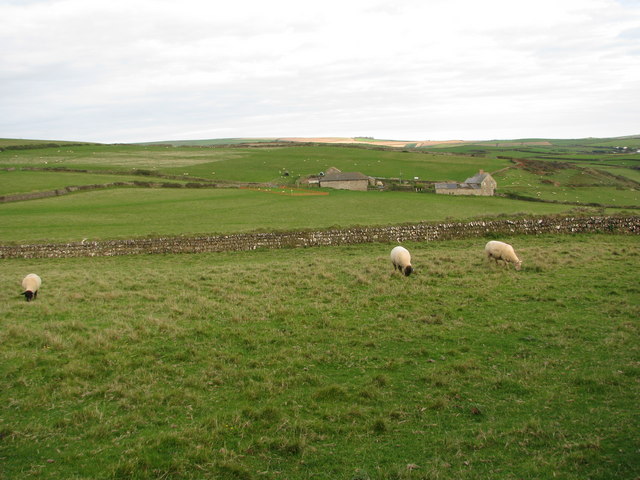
319,171,371,191
435,170,496,196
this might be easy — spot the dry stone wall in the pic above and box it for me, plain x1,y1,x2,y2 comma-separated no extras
1,215,638,259
0,183,137,203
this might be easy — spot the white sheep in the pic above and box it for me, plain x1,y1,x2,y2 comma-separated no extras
485,241,522,270
390,246,413,276
21,273,42,302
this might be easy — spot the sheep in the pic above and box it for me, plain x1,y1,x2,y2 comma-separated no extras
485,241,522,270
390,246,413,276
21,273,42,301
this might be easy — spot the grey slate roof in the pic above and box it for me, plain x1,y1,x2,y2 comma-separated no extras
464,172,490,184
436,171,494,192
321,172,370,182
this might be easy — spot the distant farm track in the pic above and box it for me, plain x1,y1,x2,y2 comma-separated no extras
1,215,637,259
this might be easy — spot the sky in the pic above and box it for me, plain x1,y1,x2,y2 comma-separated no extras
1,0,639,143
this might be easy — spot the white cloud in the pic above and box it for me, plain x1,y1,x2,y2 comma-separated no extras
1,0,639,142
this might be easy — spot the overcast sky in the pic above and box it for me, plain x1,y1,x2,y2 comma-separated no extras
1,0,639,143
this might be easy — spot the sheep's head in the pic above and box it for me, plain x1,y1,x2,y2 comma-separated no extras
515,261,522,271
22,290,34,301
404,265,413,276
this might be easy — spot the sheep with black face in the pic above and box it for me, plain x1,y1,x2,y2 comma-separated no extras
21,273,42,301
390,246,413,276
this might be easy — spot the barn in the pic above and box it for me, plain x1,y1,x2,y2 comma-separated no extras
435,170,496,196
318,171,371,191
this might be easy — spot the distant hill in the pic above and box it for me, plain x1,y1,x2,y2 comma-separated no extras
0,138,99,149
3,134,639,150
133,135,640,150
135,138,280,147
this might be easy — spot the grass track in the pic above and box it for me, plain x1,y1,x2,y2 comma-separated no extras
1,234,638,479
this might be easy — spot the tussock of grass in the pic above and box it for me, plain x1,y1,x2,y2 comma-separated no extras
0,235,638,479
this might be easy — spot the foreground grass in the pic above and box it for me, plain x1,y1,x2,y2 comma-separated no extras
1,234,638,479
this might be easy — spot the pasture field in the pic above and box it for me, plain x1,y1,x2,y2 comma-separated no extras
0,139,94,149
0,170,190,197
0,143,509,183
576,165,640,184
2,138,638,246
0,188,578,244
429,135,640,155
1,234,638,479
1,139,638,232
493,169,640,207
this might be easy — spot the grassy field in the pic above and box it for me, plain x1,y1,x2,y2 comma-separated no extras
0,143,509,183
0,188,582,244
574,165,640,184
1,137,638,479
493,169,640,207
0,139,95,149
1,138,638,245
1,234,638,479
0,170,191,197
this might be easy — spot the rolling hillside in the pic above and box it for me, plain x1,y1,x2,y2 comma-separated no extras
1,135,638,243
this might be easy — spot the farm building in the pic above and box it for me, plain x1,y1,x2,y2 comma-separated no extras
435,170,496,196
298,167,373,191
319,171,371,191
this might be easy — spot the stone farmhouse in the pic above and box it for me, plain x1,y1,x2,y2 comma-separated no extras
319,171,371,191
435,170,497,196
300,167,372,191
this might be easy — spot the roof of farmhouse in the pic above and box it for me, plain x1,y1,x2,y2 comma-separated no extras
464,172,491,184
321,172,370,182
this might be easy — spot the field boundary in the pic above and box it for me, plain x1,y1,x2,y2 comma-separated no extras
0,179,273,203
1,215,638,259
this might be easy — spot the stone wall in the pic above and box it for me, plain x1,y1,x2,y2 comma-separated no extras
1,215,638,259
0,183,137,203
435,187,493,196
0,180,268,204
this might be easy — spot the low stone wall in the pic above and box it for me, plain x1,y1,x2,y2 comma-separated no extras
0,183,136,203
1,215,638,259
0,180,268,204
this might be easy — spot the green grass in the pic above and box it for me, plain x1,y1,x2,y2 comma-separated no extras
0,144,510,183
575,165,640,184
0,144,243,174
1,234,638,479
0,138,96,148
536,186,638,206
2,140,638,216
0,188,580,244
494,169,639,206
1,141,637,245
0,170,188,196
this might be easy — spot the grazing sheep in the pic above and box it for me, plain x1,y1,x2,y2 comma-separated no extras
485,241,522,270
21,273,42,301
390,246,413,276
